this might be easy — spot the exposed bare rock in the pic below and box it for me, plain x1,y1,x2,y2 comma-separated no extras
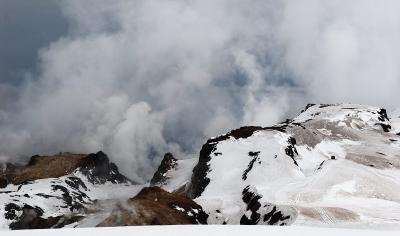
6,204,83,230
79,151,131,185
150,153,177,186
0,151,130,189
97,187,208,226
0,153,87,187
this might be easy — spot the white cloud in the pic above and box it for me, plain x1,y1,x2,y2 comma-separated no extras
1,0,400,182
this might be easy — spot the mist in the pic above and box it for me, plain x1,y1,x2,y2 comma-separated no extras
1,0,400,182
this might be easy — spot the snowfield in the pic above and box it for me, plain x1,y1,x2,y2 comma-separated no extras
1,225,399,236
182,104,400,227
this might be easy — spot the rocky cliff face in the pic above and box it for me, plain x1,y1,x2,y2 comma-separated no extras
150,153,178,187
1,104,400,230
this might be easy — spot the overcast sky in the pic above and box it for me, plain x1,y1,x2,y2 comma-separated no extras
1,0,400,182
0,0,67,85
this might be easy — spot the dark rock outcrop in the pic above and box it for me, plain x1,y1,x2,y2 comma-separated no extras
284,137,299,166
240,186,293,225
79,151,130,184
242,152,260,181
7,204,83,230
150,153,177,186
240,186,262,224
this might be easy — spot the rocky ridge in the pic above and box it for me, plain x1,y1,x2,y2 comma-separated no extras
1,103,400,229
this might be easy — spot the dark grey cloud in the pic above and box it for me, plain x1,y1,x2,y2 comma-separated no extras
0,0,68,112
0,0,68,86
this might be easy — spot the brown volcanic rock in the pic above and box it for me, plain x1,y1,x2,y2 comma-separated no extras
97,186,208,226
0,151,130,188
0,153,87,187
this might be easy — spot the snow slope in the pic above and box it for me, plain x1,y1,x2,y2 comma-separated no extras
391,109,400,134
184,104,400,228
0,225,398,236
160,158,197,192
149,153,197,192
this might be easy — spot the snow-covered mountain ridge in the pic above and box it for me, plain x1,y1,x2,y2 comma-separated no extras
158,104,400,228
1,103,400,230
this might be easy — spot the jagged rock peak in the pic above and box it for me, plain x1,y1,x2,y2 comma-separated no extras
150,153,178,186
79,151,131,185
